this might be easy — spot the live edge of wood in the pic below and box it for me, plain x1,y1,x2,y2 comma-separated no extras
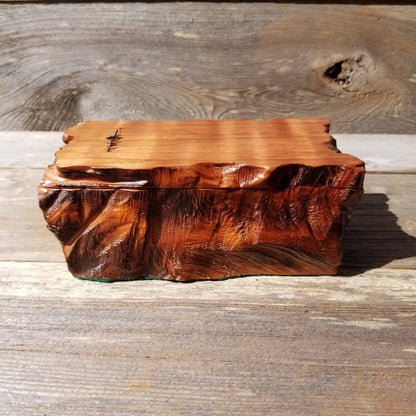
38,119,365,281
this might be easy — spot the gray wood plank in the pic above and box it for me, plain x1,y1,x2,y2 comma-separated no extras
1,3,416,133
1,262,416,415
335,134,416,173
2,260,416,304
341,174,416,271
0,168,63,262
1,131,416,172
0,131,61,168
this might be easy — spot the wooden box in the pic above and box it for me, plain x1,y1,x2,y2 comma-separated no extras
38,119,364,282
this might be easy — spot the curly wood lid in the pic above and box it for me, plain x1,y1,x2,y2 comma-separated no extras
42,119,364,189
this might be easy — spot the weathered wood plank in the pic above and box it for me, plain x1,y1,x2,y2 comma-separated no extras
1,132,416,172
335,134,416,173
1,3,416,132
1,262,416,415
0,131,61,168
341,184,416,272
2,261,416,304
0,168,62,262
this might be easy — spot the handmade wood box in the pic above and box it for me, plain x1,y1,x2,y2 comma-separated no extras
39,119,364,281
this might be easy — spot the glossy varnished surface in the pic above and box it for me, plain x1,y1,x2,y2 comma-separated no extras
49,119,364,189
39,186,362,281
39,119,364,281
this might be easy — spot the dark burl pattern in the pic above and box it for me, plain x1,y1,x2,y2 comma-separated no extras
39,185,363,281
38,119,364,281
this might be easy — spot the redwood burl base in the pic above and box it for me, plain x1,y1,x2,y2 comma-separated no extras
38,119,364,281
39,187,362,281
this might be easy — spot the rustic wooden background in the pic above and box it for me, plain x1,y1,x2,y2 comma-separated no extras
1,132,416,415
1,2,416,133
2,2,416,414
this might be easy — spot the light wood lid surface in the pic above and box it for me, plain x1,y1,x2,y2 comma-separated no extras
46,119,364,189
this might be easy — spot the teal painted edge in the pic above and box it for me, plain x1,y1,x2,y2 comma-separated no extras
73,275,241,284
74,272,334,284
74,275,163,283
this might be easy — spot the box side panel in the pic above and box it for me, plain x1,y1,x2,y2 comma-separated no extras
39,185,362,281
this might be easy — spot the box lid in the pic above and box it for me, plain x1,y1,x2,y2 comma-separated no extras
41,119,364,190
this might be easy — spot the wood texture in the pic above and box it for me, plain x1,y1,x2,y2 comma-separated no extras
38,120,364,280
51,119,364,187
1,3,416,133
1,132,416,415
2,263,416,416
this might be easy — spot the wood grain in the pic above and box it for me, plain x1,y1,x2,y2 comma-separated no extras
1,262,416,416
1,3,416,132
39,186,361,280
38,120,364,280
50,119,364,187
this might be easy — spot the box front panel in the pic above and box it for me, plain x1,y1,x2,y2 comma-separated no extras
39,185,361,281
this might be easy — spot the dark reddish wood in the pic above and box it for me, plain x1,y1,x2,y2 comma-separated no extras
38,119,364,281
